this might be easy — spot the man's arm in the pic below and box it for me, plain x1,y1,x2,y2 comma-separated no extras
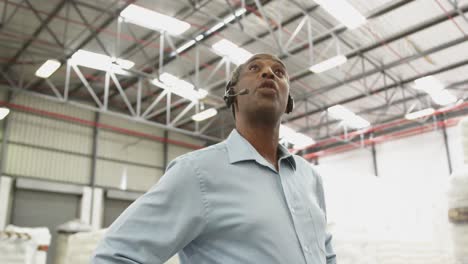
315,170,337,264
92,156,207,264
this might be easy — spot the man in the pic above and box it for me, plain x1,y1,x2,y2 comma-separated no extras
92,53,336,264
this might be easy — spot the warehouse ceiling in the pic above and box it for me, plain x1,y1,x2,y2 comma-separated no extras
1,0,468,150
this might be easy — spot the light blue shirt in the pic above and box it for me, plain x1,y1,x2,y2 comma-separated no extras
92,129,336,264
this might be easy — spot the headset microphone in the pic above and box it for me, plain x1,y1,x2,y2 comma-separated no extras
225,88,249,98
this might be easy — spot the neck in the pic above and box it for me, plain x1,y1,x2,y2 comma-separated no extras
236,116,280,170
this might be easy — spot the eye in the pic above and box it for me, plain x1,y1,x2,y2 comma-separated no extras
275,69,285,77
249,64,259,71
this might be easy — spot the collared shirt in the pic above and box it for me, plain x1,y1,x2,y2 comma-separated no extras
92,129,336,264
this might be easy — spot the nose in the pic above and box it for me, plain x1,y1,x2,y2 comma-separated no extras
261,68,275,79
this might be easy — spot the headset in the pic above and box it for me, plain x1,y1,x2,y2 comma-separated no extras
223,81,294,114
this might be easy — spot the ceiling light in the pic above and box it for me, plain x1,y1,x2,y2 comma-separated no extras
314,0,366,29
160,72,194,90
120,4,190,35
414,75,445,94
413,76,457,105
280,125,316,148
176,39,196,54
70,50,134,75
327,104,355,120
223,8,247,24
405,108,435,120
343,115,370,129
309,55,347,73
206,22,225,35
192,108,218,122
0,107,10,120
431,89,457,106
327,104,370,129
153,73,208,101
35,59,61,78
205,8,246,35
212,39,252,65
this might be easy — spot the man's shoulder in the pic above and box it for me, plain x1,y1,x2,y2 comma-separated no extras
290,154,321,179
171,141,228,166
291,154,312,169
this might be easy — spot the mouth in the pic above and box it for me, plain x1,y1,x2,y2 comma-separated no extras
257,80,278,91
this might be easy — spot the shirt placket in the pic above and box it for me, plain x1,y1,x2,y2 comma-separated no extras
278,162,321,264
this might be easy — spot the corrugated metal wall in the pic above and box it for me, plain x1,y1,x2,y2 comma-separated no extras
0,90,6,147
168,131,205,162
1,92,205,192
96,115,165,191
5,94,94,184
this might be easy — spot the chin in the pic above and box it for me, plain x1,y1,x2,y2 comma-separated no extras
249,104,283,121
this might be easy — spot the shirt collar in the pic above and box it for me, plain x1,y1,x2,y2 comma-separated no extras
225,129,296,170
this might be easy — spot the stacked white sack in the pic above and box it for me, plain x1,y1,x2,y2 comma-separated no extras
448,167,468,263
0,225,51,264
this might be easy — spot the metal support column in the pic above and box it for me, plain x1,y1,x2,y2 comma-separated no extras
371,136,379,177
163,130,169,170
0,91,12,176
89,112,100,226
441,116,453,174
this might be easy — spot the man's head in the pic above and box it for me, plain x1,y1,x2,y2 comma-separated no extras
224,53,293,125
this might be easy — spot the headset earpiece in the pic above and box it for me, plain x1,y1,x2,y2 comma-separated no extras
223,81,235,108
286,94,294,114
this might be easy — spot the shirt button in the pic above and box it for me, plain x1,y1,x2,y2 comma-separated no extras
291,208,296,214
304,246,310,253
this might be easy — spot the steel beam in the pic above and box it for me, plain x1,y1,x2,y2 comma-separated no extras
24,0,64,48
109,72,136,116
71,64,103,108
290,3,468,83
300,73,468,133
2,0,66,73
0,81,222,142
253,0,284,54
189,0,414,93
101,0,276,107
67,0,214,98
286,35,468,123
0,91,12,176
69,1,111,56
27,0,136,92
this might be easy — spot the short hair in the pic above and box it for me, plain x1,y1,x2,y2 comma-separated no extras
226,53,288,119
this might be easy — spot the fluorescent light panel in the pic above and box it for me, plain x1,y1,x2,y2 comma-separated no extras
192,108,218,121
431,89,457,106
413,75,457,106
35,59,61,78
212,39,252,65
176,39,196,54
327,105,370,129
170,6,243,57
309,55,347,73
206,8,246,35
314,0,366,29
70,50,134,75
154,72,208,101
120,4,190,35
414,75,444,94
0,107,9,120
405,108,435,120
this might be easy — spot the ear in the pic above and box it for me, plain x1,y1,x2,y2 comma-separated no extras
285,94,294,114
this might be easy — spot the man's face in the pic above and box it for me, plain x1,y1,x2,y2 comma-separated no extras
234,55,290,121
